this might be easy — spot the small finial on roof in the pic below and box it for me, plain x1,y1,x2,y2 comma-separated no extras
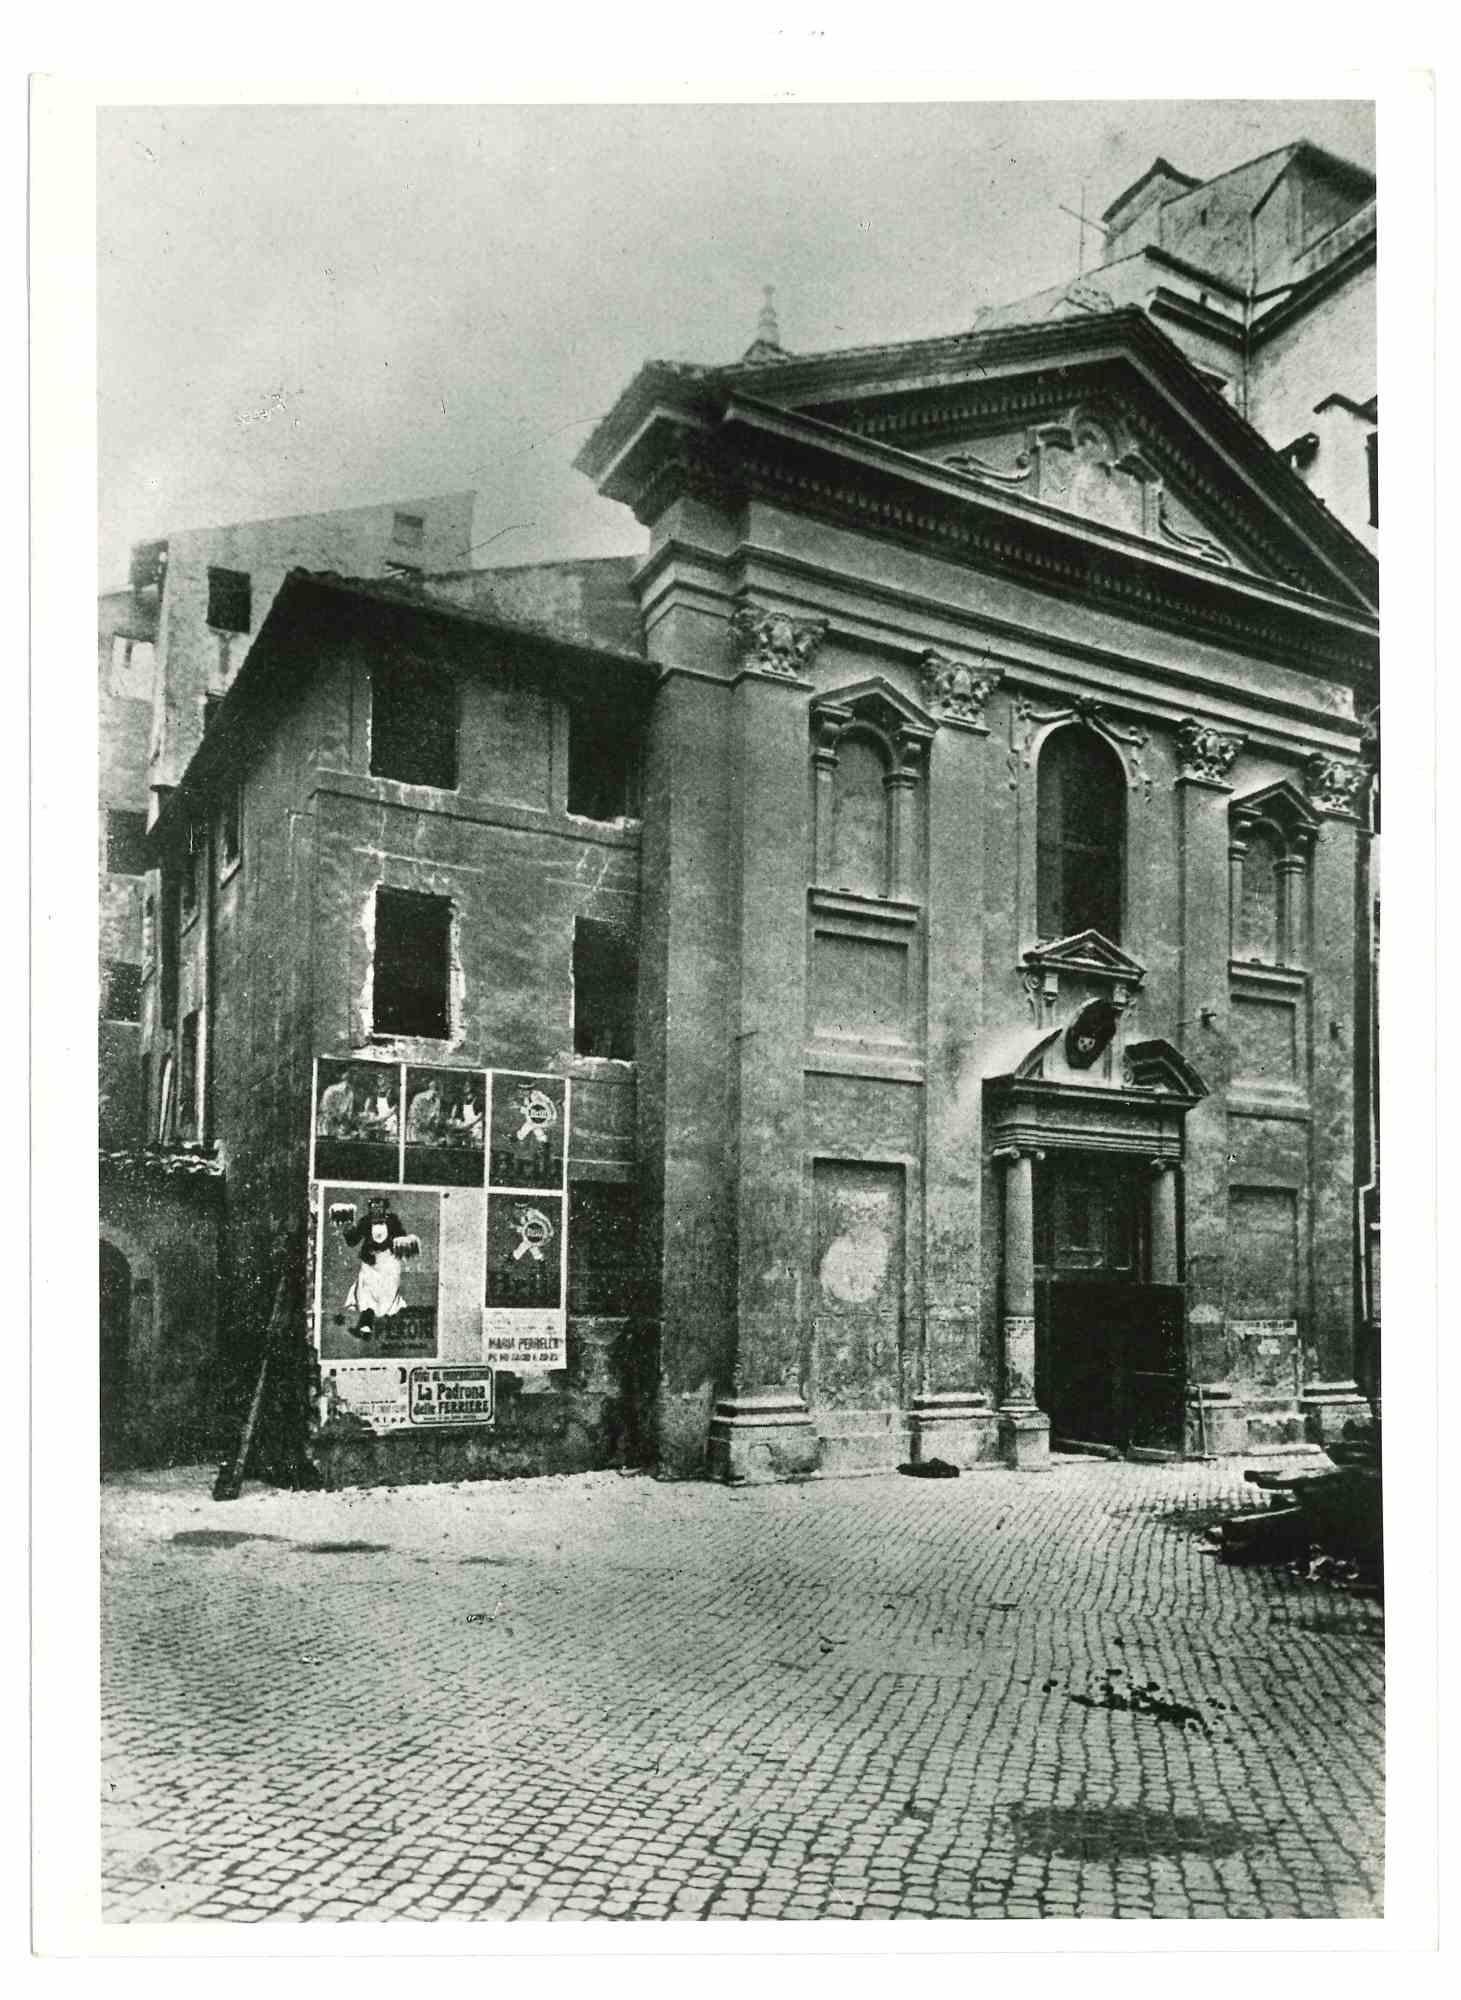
740,284,791,364
758,284,780,347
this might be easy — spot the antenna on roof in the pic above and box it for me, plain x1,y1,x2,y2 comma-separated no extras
1057,183,1112,275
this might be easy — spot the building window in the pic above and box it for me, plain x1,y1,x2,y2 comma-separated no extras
370,661,458,790
568,711,639,822
572,919,636,1059
218,787,241,873
178,1009,201,1138
105,809,148,877
1036,726,1126,943
102,960,142,1023
373,887,452,1039
1366,430,1378,528
392,511,426,550
206,566,251,634
568,1182,639,1316
829,730,890,897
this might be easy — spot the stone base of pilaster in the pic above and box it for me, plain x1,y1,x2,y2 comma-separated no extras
1300,1382,1372,1448
997,1405,1051,1470
909,1392,999,1469
1184,1384,1250,1457
706,1391,821,1484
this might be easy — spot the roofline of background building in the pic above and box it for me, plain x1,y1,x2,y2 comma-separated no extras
146,567,654,852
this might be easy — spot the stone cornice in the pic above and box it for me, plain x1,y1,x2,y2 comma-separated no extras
613,402,1376,687
631,535,1370,755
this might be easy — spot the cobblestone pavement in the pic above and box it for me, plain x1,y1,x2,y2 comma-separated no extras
100,1457,1384,1924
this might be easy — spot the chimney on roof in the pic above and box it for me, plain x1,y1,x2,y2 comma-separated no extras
740,284,791,364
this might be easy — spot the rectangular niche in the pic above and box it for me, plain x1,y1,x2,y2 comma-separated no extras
1230,980,1306,1095
812,929,910,1046
1226,1185,1299,1321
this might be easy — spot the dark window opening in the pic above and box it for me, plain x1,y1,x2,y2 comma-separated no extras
1366,430,1378,528
373,887,452,1039
102,960,142,1023
180,823,202,919
206,566,251,634
573,919,637,1059
106,809,148,877
1037,727,1126,944
392,511,426,550
568,710,640,822
370,660,458,790
160,879,179,1028
178,1009,201,1137
568,1182,639,1316
219,787,241,871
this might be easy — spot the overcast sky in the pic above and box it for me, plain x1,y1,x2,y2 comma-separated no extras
97,98,1374,589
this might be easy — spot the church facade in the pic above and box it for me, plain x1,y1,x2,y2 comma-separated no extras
144,299,1377,1486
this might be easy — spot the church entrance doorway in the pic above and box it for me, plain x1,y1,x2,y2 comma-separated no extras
1035,1154,1185,1453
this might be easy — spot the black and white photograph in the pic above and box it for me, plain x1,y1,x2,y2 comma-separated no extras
34,64,1436,1952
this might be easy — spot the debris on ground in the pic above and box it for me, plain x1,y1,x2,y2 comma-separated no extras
1063,1666,1215,1735
1214,1421,1381,1592
898,1458,960,1479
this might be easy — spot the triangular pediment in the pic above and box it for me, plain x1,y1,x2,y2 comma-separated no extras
1024,931,1147,982
812,675,936,740
1122,1038,1210,1101
716,312,1375,610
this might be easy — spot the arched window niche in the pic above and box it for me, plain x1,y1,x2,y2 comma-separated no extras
1228,782,1319,969
1036,724,1127,946
810,681,934,907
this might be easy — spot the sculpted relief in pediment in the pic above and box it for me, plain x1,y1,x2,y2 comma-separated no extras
937,403,1236,570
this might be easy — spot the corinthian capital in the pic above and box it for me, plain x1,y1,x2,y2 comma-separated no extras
919,650,1001,729
729,602,828,679
1305,752,1368,817
1176,717,1243,786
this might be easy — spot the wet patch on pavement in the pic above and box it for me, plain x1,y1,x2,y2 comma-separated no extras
169,1530,283,1549
1009,1802,1262,1860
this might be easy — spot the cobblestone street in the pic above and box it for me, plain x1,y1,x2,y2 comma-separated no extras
100,1457,1384,1924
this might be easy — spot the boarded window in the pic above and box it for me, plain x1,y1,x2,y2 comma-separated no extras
573,919,636,1059
102,960,142,1023
206,566,251,634
568,710,639,821
370,660,458,790
829,732,888,896
178,1009,201,1137
373,887,452,1039
105,809,148,877
1037,727,1125,943
568,1182,639,1315
392,511,426,549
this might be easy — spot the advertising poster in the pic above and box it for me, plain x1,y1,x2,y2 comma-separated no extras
408,1366,495,1426
485,1192,563,1312
404,1065,486,1187
483,1312,567,1372
313,1058,401,1186
318,1186,440,1361
488,1072,566,1190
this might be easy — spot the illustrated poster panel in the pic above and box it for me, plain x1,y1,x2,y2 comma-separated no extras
488,1072,566,1190
319,1187,440,1361
485,1192,563,1311
404,1066,486,1187
313,1058,401,1186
